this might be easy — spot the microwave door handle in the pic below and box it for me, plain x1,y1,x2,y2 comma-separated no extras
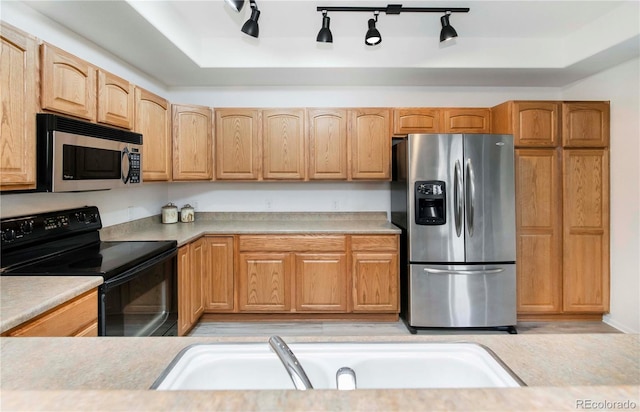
121,147,131,184
454,160,463,238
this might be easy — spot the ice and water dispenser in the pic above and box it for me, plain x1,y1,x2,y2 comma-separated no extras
415,181,446,225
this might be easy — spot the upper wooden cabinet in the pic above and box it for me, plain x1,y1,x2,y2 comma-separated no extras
97,69,134,129
349,108,391,180
443,108,491,133
308,108,348,180
562,102,610,148
135,88,172,181
215,108,260,180
40,43,97,121
172,104,213,180
0,23,38,191
262,109,306,180
393,108,442,134
491,101,561,147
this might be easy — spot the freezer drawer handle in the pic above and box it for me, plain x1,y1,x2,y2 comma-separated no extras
423,268,505,275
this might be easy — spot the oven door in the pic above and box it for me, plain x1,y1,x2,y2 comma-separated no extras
99,248,177,336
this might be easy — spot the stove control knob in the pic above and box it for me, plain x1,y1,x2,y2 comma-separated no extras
20,220,34,234
76,212,86,222
2,229,16,242
89,214,98,223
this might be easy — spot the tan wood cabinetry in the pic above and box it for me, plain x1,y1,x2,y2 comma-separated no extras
2,289,98,337
135,88,172,181
172,104,213,180
562,149,609,313
0,23,38,191
40,43,97,121
494,100,610,319
308,108,348,180
351,235,399,313
238,251,292,312
262,109,306,180
177,245,192,335
562,102,610,148
443,108,491,133
491,101,560,147
295,252,348,312
177,240,206,336
349,108,391,180
214,108,260,180
393,108,442,134
97,69,134,129
203,236,235,312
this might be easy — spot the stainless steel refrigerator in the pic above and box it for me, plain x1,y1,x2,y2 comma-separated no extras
391,134,517,333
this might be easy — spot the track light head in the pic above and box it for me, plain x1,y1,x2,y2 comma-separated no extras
365,12,381,46
241,0,260,38
317,11,333,43
224,0,245,12
439,11,458,42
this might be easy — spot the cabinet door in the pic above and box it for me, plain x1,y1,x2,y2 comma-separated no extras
515,149,562,313
135,88,171,181
40,43,96,121
349,108,391,180
262,109,305,180
563,149,609,313
97,69,134,129
562,102,610,148
308,108,348,180
295,253,347,312
189,238,206,322
172,104,213,180
443,108,490,133
215,109,260,180
177,245,192,336
393,108,442,134
513,102,560,147
203,236,235,312
238,252,291,312
0,23,37,191
352,252,398,312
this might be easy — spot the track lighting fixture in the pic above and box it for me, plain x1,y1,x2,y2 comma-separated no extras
439,11,458,42
365,11,381,46
316,4,469,45
316,10,333,43
241,0,260,38
224,0,245,12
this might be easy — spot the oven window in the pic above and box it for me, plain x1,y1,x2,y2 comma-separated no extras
103,257,177,336
62,144,121,180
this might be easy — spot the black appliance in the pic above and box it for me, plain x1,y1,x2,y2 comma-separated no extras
1,206,177,337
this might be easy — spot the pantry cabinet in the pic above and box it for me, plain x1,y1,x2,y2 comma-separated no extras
262,109,306,180
214,108,260,180
562,102,610,148
0,23,38,191
351,235,399,313
97,69,134,129
491,101,560,147
172,104,213,180
135,88,172,181
308,108,348,180
349,108,391,180
40,43,97,121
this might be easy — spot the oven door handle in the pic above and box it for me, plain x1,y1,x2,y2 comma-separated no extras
101,247,177,291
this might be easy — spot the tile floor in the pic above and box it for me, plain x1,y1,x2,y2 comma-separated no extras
188,319,621,337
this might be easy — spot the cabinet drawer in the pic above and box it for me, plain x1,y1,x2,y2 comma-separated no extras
6,289,98,337
351,235,398,251
239,235,346,252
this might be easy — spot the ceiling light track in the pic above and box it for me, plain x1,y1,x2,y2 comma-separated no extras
316,3,470,46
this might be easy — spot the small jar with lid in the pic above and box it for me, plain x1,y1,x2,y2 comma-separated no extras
161,203,178,224
180,204,195,223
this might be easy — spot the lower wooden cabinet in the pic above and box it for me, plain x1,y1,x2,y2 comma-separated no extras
351,235,399,313
295,253,348,312
177,241,205,336
3,289,98,337
238,252,292,312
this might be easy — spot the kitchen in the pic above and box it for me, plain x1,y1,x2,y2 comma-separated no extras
1,0,639,410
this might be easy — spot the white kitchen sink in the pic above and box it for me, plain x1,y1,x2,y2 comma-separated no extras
152,342,525,390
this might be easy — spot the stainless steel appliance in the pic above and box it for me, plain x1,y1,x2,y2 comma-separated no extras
391,134,517,334
36,114,142,192
1,206,177,336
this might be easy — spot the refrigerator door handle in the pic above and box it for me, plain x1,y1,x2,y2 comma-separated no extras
465,158,476,237
454,160,463,237
423,268,505,275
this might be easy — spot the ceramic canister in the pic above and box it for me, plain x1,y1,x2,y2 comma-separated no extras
180,204,195,222
161,202,178,224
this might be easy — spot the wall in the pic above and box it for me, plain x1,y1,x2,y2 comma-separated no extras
561,57,640,333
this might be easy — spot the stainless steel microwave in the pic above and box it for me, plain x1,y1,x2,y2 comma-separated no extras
36,114,143,192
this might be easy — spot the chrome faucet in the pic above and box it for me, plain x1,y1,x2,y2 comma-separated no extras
268,336,313,390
